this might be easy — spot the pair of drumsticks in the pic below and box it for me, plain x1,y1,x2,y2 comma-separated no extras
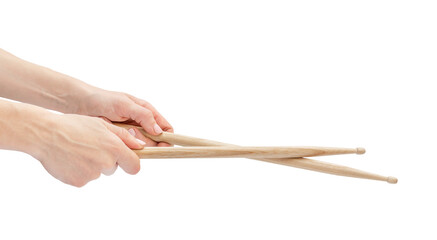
116,123,398,184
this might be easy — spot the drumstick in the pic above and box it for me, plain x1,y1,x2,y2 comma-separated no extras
115,123,397,184
134,146,365,159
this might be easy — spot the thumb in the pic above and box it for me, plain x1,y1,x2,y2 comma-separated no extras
104,122,145,149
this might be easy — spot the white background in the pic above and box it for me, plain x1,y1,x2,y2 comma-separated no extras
1,0,436,239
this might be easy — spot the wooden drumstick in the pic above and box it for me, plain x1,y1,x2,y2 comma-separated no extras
134,146,365,159
115,123,398,184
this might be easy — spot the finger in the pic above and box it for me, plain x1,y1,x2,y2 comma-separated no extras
104,122,145,150
127,117,172,147
106,135,141,175
127,95,174,133
101,163,118,176
116,144,141,175
154,113,174,133
104,122,142,174
127,104,163,135
130,127,158,146
127,124,171,147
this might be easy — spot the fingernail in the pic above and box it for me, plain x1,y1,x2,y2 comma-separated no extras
136,139,146,145
153,124,163,134
128,128,136,137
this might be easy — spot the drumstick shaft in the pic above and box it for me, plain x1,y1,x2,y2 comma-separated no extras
134,146,363,159
115,123,397,184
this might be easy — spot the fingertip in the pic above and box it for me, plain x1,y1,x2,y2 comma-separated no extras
136,139,146,147
153,123,163,135
122,128,144,149
142,126,160,136
132,127,159,146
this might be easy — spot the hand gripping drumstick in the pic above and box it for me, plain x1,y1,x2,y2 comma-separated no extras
115,123,398,184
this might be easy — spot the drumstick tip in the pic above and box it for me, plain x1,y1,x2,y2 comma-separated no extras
356,147,366,154
387,176,398,184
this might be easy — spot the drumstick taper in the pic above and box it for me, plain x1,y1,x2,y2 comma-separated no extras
115,123,398,184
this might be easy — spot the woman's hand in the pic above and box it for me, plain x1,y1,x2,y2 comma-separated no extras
32,114,146,187
77,89,174,147
0,49,173,147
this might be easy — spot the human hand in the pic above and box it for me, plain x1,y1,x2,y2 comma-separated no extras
31,114,145,187
77,89,173,147
0,49,172,143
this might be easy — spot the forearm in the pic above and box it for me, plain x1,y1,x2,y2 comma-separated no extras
0,99,55,156
0,48,95,113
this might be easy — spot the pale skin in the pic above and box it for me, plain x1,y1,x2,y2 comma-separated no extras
0,48,173,187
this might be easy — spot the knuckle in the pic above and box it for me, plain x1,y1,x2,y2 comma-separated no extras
120,128,131,139
108,144,125,162
116,99,131,109
69,178,88,188
96,156,116,174
105,142,117,153
108,143,124,156
66,169,101,187
140,99,151,107
129,162,141,175
130,157,141,174
119,154,140,175
91,171,101,180
101,161,115,170
141,109,154,119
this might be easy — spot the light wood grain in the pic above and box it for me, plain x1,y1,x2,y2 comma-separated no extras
134,146,363,159
115,123,397,184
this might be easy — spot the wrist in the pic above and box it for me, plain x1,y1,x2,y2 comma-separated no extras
45,71,98,114
73,86,110,117
24,109,60,159
0,100,59,158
